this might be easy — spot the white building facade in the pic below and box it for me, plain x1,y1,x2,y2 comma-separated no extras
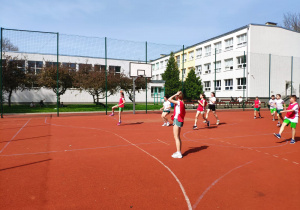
151,23,300,99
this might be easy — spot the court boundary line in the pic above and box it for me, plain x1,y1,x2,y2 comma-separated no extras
44,117,192,210
193,161,253,209
0,119,31,154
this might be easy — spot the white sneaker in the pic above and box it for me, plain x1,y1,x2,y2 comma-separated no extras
162,123,167,126
171,152,183,158
216,120,220,125
166,122,170,126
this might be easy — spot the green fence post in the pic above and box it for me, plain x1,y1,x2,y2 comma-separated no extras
269,54,271,100
182,45,184,92
56,32,59,117
291,56,293,96
0,27,3,118
145,41,147,114
214,48,217,93
105,37,108,115
243,51,246,111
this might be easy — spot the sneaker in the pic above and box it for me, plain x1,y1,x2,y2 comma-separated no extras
193,125,197,130
254,116,256,119
117,122,121,126
171,152,183,158
273,133,281,139
162,123,167,126
216,120,220,125
166,122,170,126
109,113,114,116
207,121,210,127
203,120,207,123
272,119,275,121
290,139,296,144
277,123,281,127
259,116,261,119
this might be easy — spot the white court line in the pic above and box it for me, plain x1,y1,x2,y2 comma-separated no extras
282,158,288,161
273,155,278,158
0,119,31,154
193,161,253,209
44,117,192,210
292,162,299,165
157,139,170,145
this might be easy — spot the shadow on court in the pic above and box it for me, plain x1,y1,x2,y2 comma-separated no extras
0,135,52,143
182,145,209,157
0,159,52,172
122,122,144,126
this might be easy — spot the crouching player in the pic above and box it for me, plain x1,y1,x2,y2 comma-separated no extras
274,95,298,144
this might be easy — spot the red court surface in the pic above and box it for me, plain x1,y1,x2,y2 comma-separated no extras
1,110,300,210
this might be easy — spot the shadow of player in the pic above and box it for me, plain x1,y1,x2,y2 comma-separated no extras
182,145,209,157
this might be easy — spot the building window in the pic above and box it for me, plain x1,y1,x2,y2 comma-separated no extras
94,64,105,72
204,81,211,92
214,61,221,73
225,58,233,71
189,51,194,61
28,61,43,74
204,63,211,74
225,79,233,90
156,75,159,80
46,62,60,67
237,77,246,89
151,86,162,97
215,80,221,91
196,48,202,59
237,34,247,47
164,59,168,67
195,65,202,75
176,56,180,68
156,62,159,70
181,68,186,79
183,53,187,62
237,56,246,69
205,45,211,56
152,64,155,71
79,64,92,71
160,61,164,69
62,62,76,72
225,38,233,51
214,42,222,54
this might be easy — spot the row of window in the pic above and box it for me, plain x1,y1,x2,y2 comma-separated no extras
2,60,121,75
204,78,246,92
195,56,246,75
152,33,247,70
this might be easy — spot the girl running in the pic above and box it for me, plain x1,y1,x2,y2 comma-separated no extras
168,91,185,158
109,91,125,126
160,96,171,126
193,93,208,129
206,92,220,126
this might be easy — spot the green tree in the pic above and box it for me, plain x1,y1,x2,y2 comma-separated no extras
183,68,203,100
162,52,181,97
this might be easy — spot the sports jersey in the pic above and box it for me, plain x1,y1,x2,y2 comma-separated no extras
275,99,284,110
209,97,216,105
174,101,186,122
197,99,207,112
163,101,171,111
269,99,276,109
285,103,299,123
118,97,125,108
254,100,261,108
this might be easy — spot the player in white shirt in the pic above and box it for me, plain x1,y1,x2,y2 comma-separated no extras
206,92,220,126
269,95,277,121
160,96,171,126
274,94,286,127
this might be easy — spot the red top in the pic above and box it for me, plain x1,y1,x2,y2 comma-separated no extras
254,100,260,108
174,101,186,123
286,103,298,119
197,99,207,112
119,97,125,108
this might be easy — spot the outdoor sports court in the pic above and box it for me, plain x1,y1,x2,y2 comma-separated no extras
1,109,299,210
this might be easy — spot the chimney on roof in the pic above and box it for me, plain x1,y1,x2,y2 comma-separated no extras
265,22,277,26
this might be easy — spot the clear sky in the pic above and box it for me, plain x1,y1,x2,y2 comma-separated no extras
0,0,299,46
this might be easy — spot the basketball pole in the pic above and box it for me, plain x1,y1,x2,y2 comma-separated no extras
56,32,59,117
145,41,147,114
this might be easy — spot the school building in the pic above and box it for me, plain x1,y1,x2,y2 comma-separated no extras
151,23,300,99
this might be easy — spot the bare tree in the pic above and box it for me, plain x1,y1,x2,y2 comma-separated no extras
1,38,19,51
283,12,300,32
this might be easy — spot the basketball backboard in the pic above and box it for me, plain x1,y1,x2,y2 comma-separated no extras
130,62,152,78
